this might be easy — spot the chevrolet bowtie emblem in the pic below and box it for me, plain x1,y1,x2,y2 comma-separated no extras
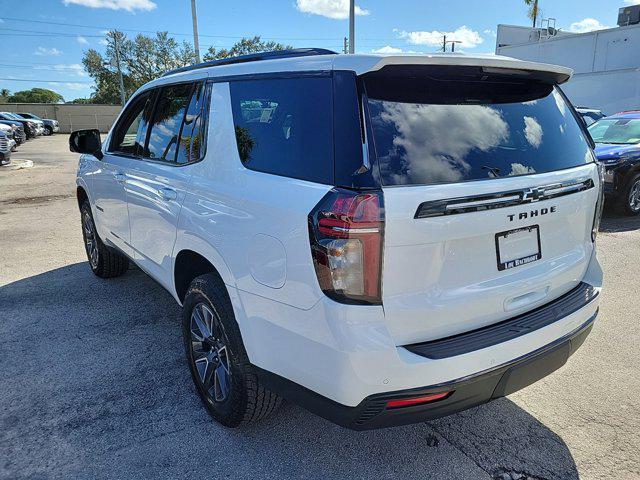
522,187,545,202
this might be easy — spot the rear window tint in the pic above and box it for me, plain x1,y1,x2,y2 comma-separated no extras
229,77,333,184
365,74,593,186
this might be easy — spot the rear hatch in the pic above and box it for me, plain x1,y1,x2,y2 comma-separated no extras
361,65,600,345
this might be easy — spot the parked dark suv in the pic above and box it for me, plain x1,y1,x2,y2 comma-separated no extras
589,111,640,215
15,113,59,135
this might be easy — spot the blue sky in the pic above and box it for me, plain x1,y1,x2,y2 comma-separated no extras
0,0,634,101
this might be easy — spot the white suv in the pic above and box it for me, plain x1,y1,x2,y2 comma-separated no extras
72,49,603,430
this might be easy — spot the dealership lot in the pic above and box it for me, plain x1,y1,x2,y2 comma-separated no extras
1,136,639,480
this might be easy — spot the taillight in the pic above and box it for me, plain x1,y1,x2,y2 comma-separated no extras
592,161,605,242
308,188,384,305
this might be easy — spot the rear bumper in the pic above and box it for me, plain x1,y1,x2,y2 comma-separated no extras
256,311,596,430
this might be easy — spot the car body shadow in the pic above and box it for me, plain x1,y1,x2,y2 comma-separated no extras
600,204,640,233
0,263,578,480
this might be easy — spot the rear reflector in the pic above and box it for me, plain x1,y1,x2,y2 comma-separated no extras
385,391,453,409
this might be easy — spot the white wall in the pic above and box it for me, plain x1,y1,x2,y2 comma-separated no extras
496,23,640,113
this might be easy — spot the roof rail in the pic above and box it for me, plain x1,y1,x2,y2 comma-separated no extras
162,48,337,77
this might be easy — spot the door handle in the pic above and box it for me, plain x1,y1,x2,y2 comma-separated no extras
158,187,178,201
113,172,126,184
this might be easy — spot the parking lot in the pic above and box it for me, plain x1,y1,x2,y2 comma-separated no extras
1,135,639,480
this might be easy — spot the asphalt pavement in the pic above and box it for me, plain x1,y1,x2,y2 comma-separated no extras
1,136,639,480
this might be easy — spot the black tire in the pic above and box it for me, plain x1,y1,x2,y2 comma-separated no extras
182,273,282,427
80,201,129,278
621,173,640,216
44,125,53,136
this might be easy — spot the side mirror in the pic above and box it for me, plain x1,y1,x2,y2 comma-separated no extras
69,129,103,160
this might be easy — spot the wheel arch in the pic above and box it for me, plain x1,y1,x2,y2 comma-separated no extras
76,185,89,210
172,242,235,304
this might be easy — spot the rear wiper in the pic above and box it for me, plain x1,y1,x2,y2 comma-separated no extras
481,165,502,178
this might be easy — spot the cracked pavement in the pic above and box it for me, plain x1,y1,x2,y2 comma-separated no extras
1,136,639,479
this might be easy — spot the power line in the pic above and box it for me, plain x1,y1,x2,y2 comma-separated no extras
0,16,402,42
0,78,93,83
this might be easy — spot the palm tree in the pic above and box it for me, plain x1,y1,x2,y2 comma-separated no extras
524,0,540,28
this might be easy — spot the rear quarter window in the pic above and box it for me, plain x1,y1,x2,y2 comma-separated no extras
228,76,334,184
364,73,593,186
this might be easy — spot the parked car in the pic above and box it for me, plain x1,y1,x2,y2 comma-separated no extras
0,123,17,151
71,50,603,430
588,111,640,215
0,112,38,139
15,112,59,135
0,130,13,165
576,107,606,126
0,120,26,146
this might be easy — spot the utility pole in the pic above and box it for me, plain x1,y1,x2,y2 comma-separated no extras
348,0,355,54
113,34,126,106
343,37,349,54
191,0,201,63
442,35,462,52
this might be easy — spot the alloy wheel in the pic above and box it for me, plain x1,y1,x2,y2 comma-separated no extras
189,302,232,403
82,211,99,269
629,179,640,213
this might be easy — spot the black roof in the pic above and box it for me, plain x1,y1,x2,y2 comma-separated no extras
162,48,337,77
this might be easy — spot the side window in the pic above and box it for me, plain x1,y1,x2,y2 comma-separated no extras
176,82,209,164
146,83,193,162
110,91,153,155
228,76,333,184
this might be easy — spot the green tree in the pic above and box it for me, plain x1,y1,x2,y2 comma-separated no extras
524,0,541,27
67,98,93,104
82,30,198,104
0,88,9,104
203,36,292,61
81,33,289,104
7,88,64,104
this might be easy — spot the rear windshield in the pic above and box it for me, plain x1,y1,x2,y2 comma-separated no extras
364,73,593,186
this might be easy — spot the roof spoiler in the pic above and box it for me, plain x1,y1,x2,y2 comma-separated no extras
334,54,573,85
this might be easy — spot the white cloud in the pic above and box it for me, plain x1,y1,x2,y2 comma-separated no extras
624,0,640,5
47,82,90,91
523,116,543,148
76,36,89,45
372,45,404,54
375,102,508,183
569,18,609,33
99,38,109,45
397,25,484,49
62,0,156,12
509,163,536,176
483,29,497,37
36,63,88,77
34,46,63,56
296,0,369,20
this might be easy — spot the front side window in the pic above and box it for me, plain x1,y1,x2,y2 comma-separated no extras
364,71,593,186
146,83,193,162
229,76,333,184
588,118,640,145
110,91,153,155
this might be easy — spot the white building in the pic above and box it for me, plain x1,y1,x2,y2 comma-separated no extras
495,9,640,115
